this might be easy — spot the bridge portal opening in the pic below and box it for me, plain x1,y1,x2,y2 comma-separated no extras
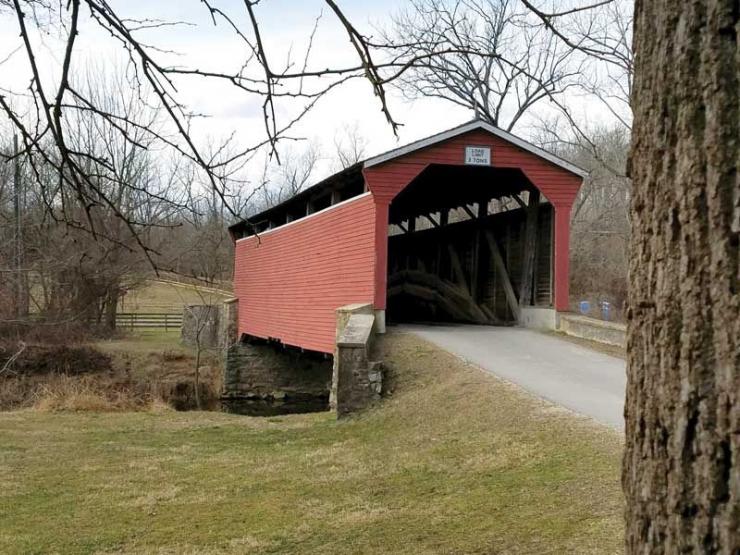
386,164,554,325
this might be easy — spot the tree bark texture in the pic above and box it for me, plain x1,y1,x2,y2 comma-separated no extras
625,0,739,553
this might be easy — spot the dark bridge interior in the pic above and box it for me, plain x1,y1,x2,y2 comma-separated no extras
386,164,553,325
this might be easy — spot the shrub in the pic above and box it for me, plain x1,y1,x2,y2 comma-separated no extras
0,344,112,377
161,349,188,362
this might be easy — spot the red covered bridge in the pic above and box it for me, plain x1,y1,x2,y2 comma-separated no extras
229,120,586,354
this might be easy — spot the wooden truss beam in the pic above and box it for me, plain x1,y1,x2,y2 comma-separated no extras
462,205,477,220
446,243,469,293
484,230,520,322
387,270,495,324
423,213,440,227
518,189,541,307
511,194,527,210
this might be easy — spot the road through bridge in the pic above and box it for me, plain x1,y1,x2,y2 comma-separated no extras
404,325,626,430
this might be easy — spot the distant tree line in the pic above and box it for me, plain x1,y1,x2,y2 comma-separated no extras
0,65,367,333
0,0,632,328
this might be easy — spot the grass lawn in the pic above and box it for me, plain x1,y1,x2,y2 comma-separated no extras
0,332,624,554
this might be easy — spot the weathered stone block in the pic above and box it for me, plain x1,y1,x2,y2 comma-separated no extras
182,300,240,350
220,298,239,349
181,305,221,349
332,303,383,418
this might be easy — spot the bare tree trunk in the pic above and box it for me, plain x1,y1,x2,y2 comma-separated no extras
624,1,739,553
104,284,119,331
13,134,28,319
194,342,202,410
193,305,206,411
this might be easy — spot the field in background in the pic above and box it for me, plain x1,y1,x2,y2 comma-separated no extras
0,332,624,554
119,279,232,315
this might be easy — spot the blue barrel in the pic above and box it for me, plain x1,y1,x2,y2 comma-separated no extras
579,300,590,315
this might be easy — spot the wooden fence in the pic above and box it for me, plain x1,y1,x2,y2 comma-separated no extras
116,312,183,332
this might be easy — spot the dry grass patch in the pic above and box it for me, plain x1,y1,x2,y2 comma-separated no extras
0,331,623,554
32,375,155,412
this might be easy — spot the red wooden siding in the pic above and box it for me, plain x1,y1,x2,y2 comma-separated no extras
364,129,582,311
233,194,377,354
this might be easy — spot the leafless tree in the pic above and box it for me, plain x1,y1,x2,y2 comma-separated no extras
385,0,633,172
0,0,623,254
0,67,190,331
333,122,368,170
575,0,632,127
57,68,190,329
162,139,265,284
530,0,633,177
0,0,340,260
183,303,214,411
0,133,20,322
535,124,631,314
387,0,583,131
258,143,321,210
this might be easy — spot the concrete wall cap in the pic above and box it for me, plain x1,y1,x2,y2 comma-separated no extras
337,313,375,347
560,313,626,332
336,303,374,314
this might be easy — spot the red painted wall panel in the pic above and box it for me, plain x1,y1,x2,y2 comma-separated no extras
364,129,583,311
553,206,572,311
233,194,376,354
365,130,582,205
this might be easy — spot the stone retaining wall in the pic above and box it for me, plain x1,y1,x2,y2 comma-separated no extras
222,340,332,411
331,303,382,418
558,314,626,347
181,305,221,349
221,302,383,418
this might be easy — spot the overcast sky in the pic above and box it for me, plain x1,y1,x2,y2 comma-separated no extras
0,1,621,187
